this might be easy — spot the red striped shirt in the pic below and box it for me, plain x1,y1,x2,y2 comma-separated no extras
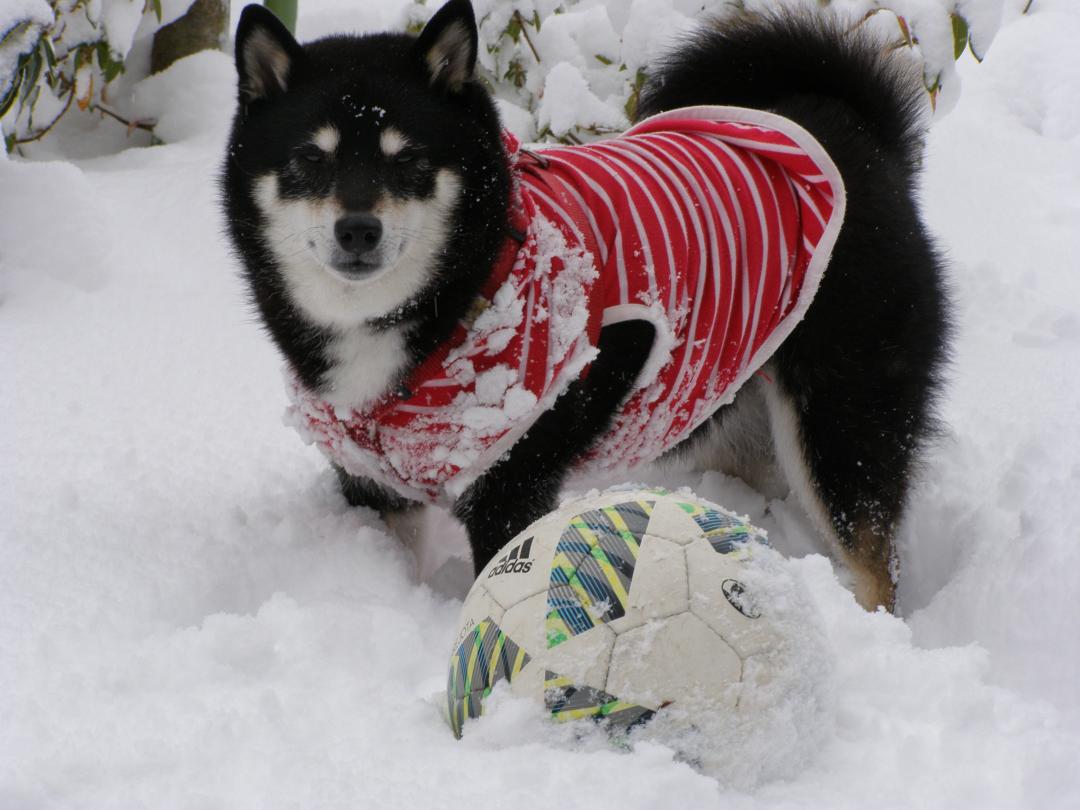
288,106,846,505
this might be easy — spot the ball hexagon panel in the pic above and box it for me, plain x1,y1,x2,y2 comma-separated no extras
552,489,666,520
497,591,549,653
545,670,655,731
499,590,617,700
734,651,784,715
542,622,616,691
446,614,531,738
608,534,689,635
636,497,710,545
496,591,550,700
478,532,551,610
678,498,769,553
685,538,781,660
448,585,504,655
606,612,742,711
544,499,655,647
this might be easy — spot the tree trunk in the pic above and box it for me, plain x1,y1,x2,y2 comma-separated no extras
150,0,229,75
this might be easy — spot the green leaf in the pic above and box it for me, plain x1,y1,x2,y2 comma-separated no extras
594,54,613,66
503,60,526,89
40,36,57,69
18,48,42,106
0,77,21,118
0,19,34,49
506,15,521,43
923,71,941,111
95,41,125,83
624,67,647,121
25,83,41,117
950,13,969,61
4,132,16,153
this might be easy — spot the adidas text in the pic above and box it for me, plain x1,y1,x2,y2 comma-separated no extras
488,537,533,577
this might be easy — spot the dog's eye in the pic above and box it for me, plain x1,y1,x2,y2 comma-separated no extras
296,145,326,164
395,149,422,165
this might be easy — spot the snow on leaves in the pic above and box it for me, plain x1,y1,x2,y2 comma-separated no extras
403,0,1023,145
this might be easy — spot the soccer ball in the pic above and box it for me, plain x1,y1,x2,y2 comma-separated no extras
445,488,821,750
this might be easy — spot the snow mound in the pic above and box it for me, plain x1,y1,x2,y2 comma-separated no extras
632,548,834,790
131,50,237,146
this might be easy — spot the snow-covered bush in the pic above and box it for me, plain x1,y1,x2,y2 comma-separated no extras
0,0,198,152
405,0,1033,144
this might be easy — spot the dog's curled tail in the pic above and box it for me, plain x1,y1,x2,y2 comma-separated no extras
637,10,927,169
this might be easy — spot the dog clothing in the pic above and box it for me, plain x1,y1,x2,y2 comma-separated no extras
288,106,846,505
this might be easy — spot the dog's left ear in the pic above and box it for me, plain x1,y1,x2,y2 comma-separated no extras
413,0,478,94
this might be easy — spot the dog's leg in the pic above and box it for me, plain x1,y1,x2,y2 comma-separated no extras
335,464,417,513
455,320,655,574
760,367,903,612
336,464,440,574
452,455,564,573
684,378,788,500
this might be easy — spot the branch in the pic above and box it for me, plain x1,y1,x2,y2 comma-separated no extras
13,85,75,145
90,102,156,133
512,10,541,64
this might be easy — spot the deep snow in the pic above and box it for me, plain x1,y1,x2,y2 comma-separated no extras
3,1,1080,807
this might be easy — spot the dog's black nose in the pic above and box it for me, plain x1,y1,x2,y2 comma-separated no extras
334,213,382,253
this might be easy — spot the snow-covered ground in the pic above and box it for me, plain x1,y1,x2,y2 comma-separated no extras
3,1,1080,807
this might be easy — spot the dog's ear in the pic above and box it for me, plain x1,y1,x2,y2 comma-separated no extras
234,4,304,102
413,0,478,94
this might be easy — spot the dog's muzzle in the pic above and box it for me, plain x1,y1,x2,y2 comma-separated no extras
331,213,383,276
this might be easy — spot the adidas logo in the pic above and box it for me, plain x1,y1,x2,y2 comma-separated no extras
488,537,534,577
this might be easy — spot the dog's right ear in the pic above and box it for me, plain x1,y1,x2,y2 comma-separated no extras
234,5,304,103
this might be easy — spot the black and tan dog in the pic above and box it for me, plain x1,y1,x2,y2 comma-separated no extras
221,0,949,611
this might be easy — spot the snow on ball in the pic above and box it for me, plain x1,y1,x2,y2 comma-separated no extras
445,488,834,786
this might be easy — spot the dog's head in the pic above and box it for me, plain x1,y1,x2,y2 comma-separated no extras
223,0,506,328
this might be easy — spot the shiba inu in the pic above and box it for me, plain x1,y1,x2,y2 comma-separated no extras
221,0,950,611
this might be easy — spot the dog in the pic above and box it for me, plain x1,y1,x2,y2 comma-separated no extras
220,0,949,611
